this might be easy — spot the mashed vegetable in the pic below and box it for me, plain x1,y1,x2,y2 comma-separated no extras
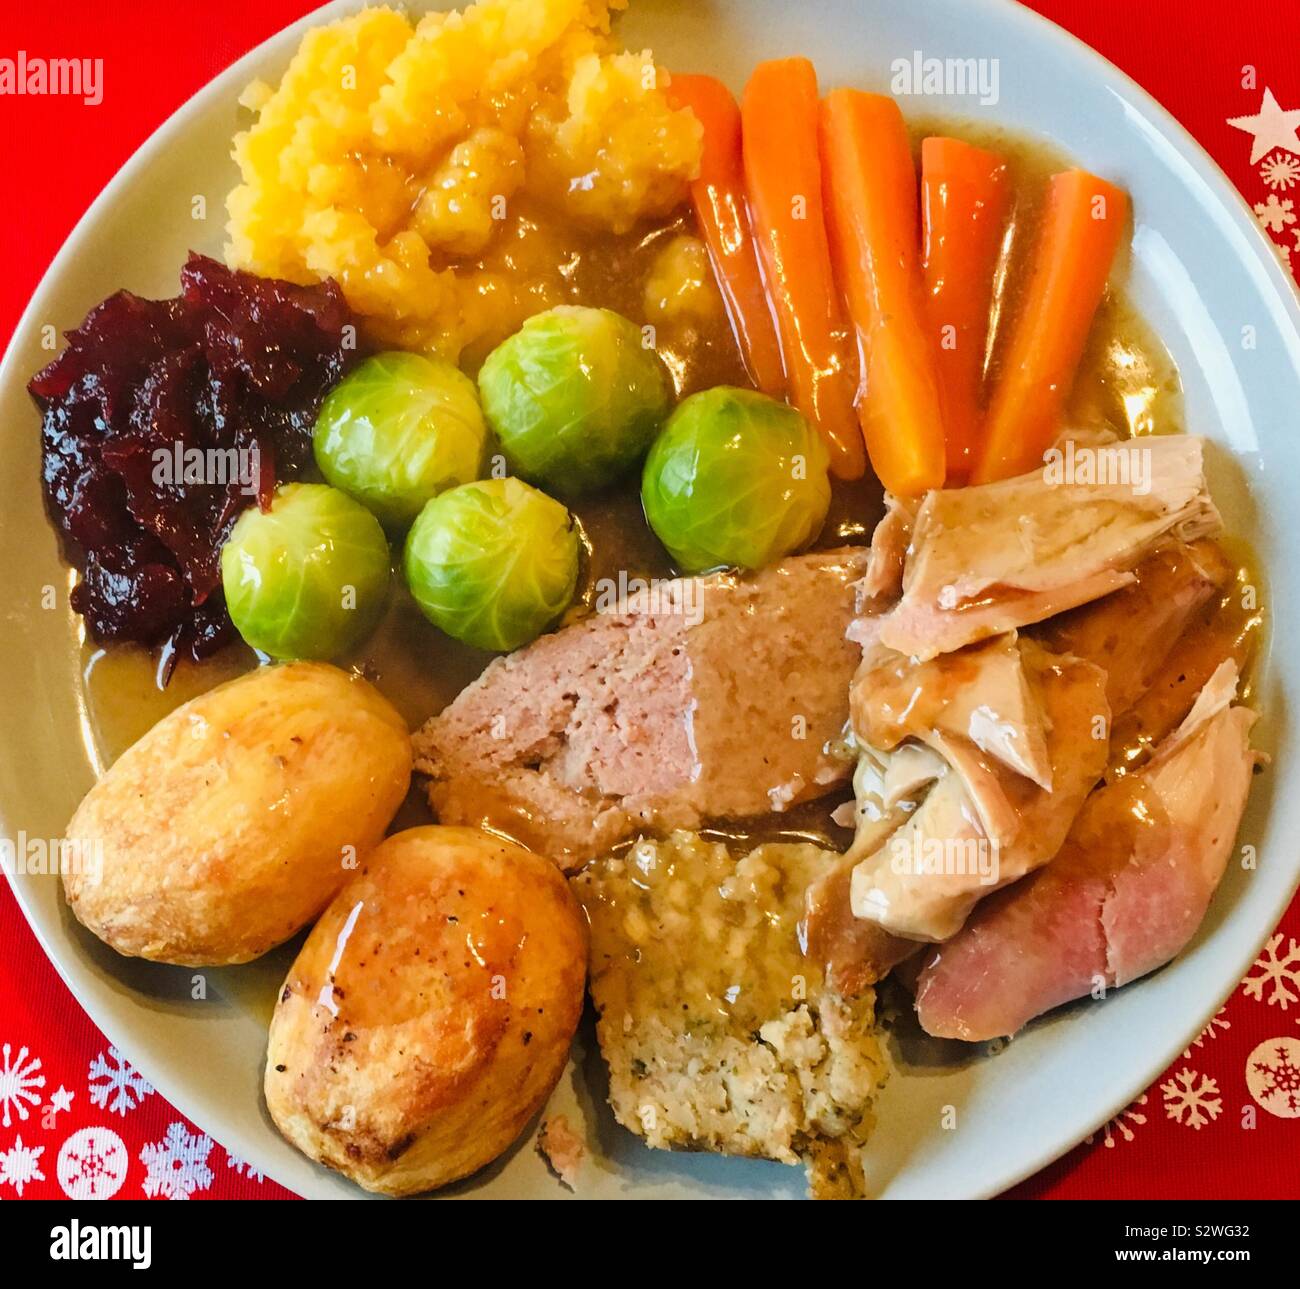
225,0,702,360
643,234,722,323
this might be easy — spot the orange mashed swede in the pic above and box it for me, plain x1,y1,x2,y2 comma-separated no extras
224,0,703,361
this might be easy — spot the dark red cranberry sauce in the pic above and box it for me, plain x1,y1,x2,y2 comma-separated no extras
29,253,360,668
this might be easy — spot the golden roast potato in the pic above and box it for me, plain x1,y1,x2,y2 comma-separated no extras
264,826,587,1195
63,663,411,966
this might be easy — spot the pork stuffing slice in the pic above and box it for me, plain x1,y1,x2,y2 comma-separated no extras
412,547,868,868
877,434,1222,661
914,661,1259,1041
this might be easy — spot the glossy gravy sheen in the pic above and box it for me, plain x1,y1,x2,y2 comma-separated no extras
80,121,1261,851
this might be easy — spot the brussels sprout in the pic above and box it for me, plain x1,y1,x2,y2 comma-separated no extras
313,351,488,527
641,386,831,573
222,483,390,660
403,477,580,652
478,305,670,495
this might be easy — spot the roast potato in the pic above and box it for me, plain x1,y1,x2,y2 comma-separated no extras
64,663,411,966
264,826,587,1195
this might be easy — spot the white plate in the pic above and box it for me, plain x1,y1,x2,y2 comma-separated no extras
2,0,1297,1200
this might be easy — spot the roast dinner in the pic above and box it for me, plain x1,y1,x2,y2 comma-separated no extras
30,0,1264,1197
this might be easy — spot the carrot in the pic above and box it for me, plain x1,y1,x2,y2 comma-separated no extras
741,59,865,480
921,137,1011,483
819,89,947,496
667,74,786,397
969,168,1129,484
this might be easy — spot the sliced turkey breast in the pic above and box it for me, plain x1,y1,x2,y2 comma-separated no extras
848,642,1109,941
851,632,1053,790
856,492,918,605
877,434,1221,661
1038,539,1232,715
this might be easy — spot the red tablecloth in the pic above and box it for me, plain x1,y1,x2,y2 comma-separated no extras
2,0,1299,1202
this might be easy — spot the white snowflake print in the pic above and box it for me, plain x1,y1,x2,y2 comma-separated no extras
140,1122,214,1200
1245,1036,1300,1119
87,1046,154,1116
225,1150,265,1183
1261,151,1300,191
1253,193,1296,234
1242,933,1300,1015
1087,1094,1148,1148
1183,1006,1231,1059
1160,1068,1222,1129
57,1126,128,1200
0,1134,45,1196
0,1043,46,1128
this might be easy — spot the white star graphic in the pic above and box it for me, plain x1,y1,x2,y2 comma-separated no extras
1228,88,1300,165
47,1086,74,1115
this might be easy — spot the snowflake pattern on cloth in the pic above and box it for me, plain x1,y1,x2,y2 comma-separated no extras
0,1134,45,1196
1182,1007,1231,1058
139,1122,214,1200
1261,152,1300,190
88,1047,154,1117
0,1042,45,1129
1255,193,1296,232
1230,88,1300,263
57,1126,129,1200
226,1151,265,1183
1087,1095,1148,1148
1159,1068,1223,1129
1242,933,1300,1016
1245,1036,1300,1118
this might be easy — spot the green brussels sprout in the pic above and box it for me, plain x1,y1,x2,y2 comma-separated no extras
478,305,670,496
641,386,831,573
222,483,390,660
313,351,488,527
403,477,580,652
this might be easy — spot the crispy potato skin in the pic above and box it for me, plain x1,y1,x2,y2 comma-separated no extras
63,663,411,966
264,826,587,1195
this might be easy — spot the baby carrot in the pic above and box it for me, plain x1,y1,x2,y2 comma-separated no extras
920,137,1011,483
741,58,865,480
667,73,786,397
819,89,947,496
969,168,1129,484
